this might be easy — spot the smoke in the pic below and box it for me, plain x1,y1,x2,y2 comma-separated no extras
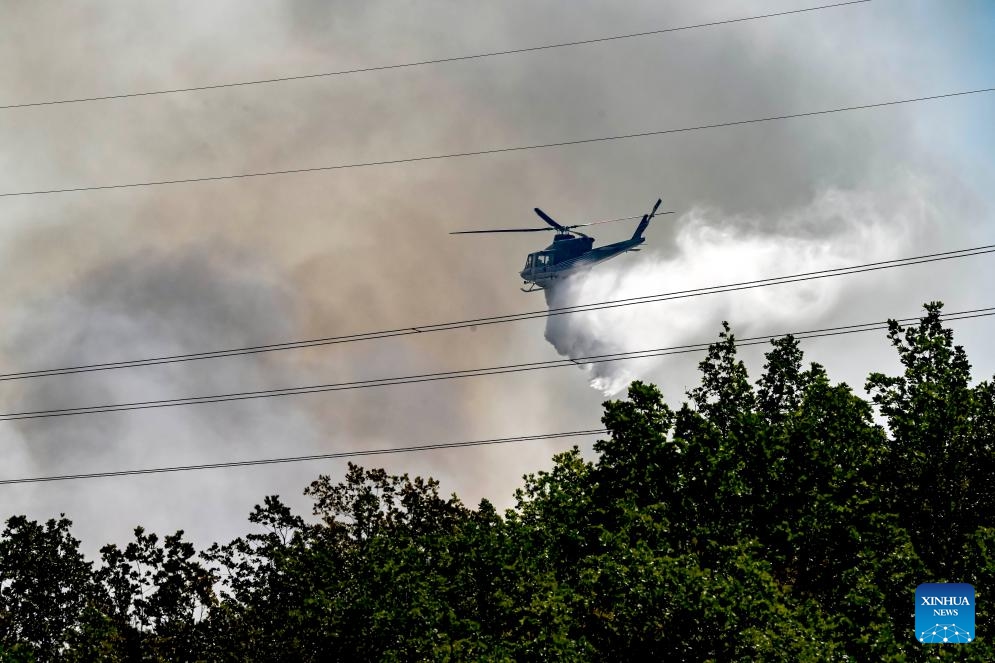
543,181,935,395
1,0,991,554
0,244,330,549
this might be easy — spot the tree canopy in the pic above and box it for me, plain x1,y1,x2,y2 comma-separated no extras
2,302,992,661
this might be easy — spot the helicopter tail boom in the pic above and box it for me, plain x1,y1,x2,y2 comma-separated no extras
631,215,651,241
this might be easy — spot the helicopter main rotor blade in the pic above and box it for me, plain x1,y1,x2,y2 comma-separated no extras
449,227,552,235
566,209,675,229
566,214,641,228
534,207,566,231
450,201,674,235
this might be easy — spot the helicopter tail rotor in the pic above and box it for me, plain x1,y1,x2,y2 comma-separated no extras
631,198,663,241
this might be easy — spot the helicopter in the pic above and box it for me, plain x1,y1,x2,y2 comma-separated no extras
451,198,664,291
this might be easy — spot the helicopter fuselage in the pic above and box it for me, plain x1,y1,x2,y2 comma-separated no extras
519,232,644,291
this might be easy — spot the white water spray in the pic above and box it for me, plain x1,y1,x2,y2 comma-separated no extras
543,185,933,394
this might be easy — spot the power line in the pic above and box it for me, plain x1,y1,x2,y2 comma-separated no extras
2,86,992,199
0,429,607,486
0,1,870,112
3,243,992,382
3,307,991,422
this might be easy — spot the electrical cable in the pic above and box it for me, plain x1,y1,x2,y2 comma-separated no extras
2,86,991,198
0,1,870,111
2,306,990,422
0,429,608,485
3,243,992,381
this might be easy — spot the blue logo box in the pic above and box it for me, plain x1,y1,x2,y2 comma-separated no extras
916,583,975,644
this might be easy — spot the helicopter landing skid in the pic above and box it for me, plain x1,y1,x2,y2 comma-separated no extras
521,282,545,293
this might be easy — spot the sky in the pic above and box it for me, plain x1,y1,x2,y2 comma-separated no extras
0,0,993,554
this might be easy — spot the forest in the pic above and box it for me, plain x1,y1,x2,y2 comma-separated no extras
2,302,993,661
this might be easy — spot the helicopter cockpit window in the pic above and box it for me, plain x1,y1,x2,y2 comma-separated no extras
535,253,552,268
525,254,534,269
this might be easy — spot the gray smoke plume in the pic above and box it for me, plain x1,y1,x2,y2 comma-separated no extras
0,0,991,554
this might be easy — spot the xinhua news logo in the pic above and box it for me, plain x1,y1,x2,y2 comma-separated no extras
916,583,975,644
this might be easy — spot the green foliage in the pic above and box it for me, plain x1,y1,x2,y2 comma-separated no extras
1,302,992,659
94,527,216,660
0,644,36,663
866,302,984,571
0,515,94,661
687,321,756,432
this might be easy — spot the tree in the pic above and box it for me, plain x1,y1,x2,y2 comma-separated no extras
94,527,215,660
867,302,994,574
0,516,94,660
